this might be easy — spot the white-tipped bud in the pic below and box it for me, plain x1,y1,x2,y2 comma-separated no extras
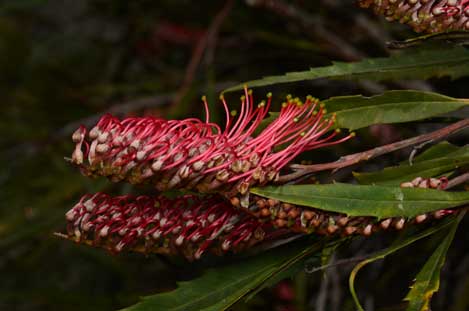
362,224,373,236
249,153,260,166
168,174,182,188
136,150,148,161
188,147,199,157
151,160,164,172
72,128,84,143
74,228,81,239
418,179,429,188
65,209,76,221
175,235,184,246
191,233,201,242
152,230,162,239
412,177,423,186
96,143,109,153
192,161,204,171
194,249,204,260
415,214,427,224
400,182,414,188
178,165,190,179
429,178,441,189
173,152,183,162
100,226,109,237
89,126,100,139
395,218,405,230
207,214,216,223
83,200,96,212
380,218,392,229
72,147,84,165
221,240,231,251
98,132,109,143
231,160,243,173
216,169,230,182
115,241,125,252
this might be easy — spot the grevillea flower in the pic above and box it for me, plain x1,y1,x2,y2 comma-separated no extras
358,0,469,33
69,87,353,197
230,176,456,236
62,193,281,260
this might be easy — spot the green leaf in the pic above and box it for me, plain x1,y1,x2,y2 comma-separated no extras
348,216,458,311
121,238,326,311
224,46,469,92
404,142,460,163
387,31,469,50
354,145,469,185
322,91,469,131
250,183,469,219
404,212,464,311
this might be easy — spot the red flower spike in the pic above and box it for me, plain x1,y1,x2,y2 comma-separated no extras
358,0,469,33
69,87,354,196
63,192,277,260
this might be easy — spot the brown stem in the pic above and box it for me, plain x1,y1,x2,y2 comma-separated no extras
447,171,469,189
278,118,469,183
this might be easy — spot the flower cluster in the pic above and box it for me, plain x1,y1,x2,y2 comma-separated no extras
63,193,278,260
358,0,469,33
230,176,455,236
70,87,353,197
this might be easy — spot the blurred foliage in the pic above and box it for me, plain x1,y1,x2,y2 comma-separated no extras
1,1,468,310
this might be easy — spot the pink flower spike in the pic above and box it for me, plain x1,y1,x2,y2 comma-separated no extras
69,90,354,195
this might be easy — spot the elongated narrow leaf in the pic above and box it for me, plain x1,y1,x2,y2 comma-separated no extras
404,212,464,311
122,238,324,311
349,216,458,311
403,142,460,164
322,91,469,131
225,46,469,92
355,145,469,185
250,183,469,219
387,31,469,49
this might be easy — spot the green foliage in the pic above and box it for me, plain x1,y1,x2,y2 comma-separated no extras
404,212,464,311
348,215,459,311
122,238,325,311
251,183,469,218
323,91,469,130
354,144,469,185
225,46,469,92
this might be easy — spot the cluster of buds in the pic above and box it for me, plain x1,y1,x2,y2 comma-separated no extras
62,193,278,260
230,176,456,237
358,0,469,33
70,87,353,197
400,176,448,189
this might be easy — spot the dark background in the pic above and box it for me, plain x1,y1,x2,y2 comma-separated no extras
1,1,468,310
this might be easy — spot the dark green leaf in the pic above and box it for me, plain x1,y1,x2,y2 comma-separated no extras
354,145,469,185
250,183,469,219
122,238,325,311
404,142,460,163
323,91,469,130
225,46,469,92
387,31,469,49
404,212,464,311
349,216,458,311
